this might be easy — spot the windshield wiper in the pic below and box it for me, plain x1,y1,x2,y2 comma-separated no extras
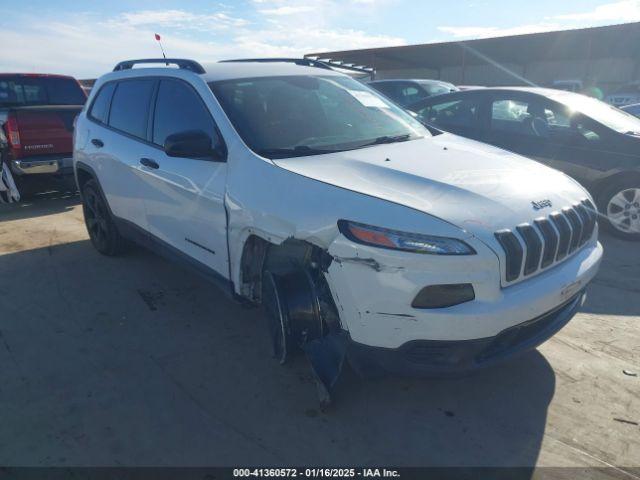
359,134,414,147
258,145,343,159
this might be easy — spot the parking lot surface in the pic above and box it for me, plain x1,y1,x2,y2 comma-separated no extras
0,192,638,471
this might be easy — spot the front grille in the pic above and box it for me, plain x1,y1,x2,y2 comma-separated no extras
495,199,597,285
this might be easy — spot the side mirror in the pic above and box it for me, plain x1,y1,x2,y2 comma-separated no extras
164,130,222,160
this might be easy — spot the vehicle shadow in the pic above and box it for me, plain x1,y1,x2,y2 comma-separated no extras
580,233,640,316
0,189,80,221
0,239,553,471
318,351,554,469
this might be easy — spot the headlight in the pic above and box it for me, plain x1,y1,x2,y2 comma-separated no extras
338,220,476,255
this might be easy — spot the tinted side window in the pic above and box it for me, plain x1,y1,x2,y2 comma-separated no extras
89,83,116,124
398,85,426,106
417,98,480,129
109,79,155,139
490,98,542,137
370,83,398,100
152,79,217,147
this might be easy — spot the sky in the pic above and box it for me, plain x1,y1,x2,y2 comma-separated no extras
1,0,639,78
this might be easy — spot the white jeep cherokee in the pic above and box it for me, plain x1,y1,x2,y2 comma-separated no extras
74,58,603,399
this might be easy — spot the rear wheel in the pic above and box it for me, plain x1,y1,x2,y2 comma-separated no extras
597,179,640,241
82,179,126,255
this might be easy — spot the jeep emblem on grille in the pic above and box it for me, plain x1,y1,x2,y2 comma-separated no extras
532,199,552,210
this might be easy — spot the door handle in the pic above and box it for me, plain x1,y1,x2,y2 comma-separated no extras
140,157,159,169
91,138,104,148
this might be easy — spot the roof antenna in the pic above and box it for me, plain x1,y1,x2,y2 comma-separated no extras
155,33,168,65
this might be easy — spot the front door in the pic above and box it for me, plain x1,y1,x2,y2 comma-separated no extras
138,78,229,277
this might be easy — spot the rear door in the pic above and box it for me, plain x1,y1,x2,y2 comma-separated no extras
85,78,156,230
138,78,229,277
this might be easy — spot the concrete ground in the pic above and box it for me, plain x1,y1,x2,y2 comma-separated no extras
0,188,638,473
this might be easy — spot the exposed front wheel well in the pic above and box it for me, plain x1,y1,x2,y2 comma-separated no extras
238,235,334,305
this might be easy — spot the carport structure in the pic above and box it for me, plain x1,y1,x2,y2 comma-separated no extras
306,22,640,93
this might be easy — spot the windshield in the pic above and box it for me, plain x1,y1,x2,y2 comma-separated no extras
0,76,86,107
553,92,640,134
209,75,427,158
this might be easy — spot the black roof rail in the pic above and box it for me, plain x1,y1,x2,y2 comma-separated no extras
220,57,376,80
219,58,333,70
113,58,205,74
304,56,375,80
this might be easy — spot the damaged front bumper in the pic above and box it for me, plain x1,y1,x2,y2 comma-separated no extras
345,290,584,377
325,233,602,350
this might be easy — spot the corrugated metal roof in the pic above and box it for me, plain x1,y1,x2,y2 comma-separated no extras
305,22,640,71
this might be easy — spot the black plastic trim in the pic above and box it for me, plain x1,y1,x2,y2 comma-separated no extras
563,207,583,254
550,213,571,261
494,229,523,282
516,224,542,276
534,218,559,269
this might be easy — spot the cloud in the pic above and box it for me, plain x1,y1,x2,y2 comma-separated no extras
554,0,640,22
258,5,318,15
0,17,216,78
438,0,640,42
119,9,249,30
0,9,404,78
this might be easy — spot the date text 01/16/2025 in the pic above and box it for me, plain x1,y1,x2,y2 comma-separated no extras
233,468,400,478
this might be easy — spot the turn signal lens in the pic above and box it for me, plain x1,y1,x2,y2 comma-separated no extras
338,220,475,255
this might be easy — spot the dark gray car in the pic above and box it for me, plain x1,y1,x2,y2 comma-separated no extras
408,87,640,240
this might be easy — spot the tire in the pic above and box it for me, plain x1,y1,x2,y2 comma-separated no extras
597,178,640,241
261,268,327,365
82,179,127,255
261,270,292,365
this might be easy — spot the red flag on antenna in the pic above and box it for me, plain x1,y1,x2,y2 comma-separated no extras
155,33,161,41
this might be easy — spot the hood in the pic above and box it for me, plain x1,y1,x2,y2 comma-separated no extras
273,133,590,243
